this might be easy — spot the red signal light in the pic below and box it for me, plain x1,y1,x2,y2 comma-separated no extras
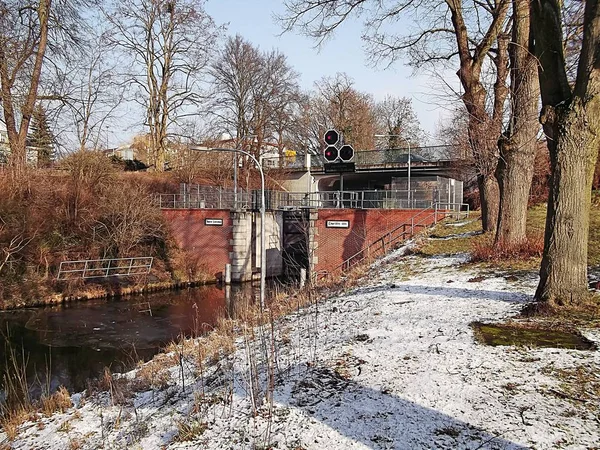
324,129,339,146
324,146,338,162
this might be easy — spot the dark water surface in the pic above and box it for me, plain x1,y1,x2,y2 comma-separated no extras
0,284,247,396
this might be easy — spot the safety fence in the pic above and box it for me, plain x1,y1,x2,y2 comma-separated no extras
57,257,153,280
156,189,469,211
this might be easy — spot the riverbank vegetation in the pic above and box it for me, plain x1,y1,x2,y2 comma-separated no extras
0,153,204,309
2,231,599,448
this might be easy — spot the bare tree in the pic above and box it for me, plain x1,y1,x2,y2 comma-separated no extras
106,0,219,171
259,50,302,156
59,30,124,152
280,0,511,231
289,92,329,155
531,0,600,308
313,73,377,151
0,0,52,177
210,35,301,160
374,95,425,149
210,36,259,148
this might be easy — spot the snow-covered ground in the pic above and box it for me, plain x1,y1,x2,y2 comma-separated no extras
3,251,599,450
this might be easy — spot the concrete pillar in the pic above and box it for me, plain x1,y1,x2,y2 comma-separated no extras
224,264,231,285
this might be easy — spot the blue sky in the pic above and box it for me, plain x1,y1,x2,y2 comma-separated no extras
104,0,455,147
205,0,452,143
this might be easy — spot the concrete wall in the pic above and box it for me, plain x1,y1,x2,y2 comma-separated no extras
255,211,284,280
280,171,317,193
230,211,253,282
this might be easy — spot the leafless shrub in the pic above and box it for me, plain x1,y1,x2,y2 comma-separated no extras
471,234,544,262
86,367,131,406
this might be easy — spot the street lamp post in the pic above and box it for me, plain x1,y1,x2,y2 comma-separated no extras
374,134,411,208
191,146,266,310
233,135,258,209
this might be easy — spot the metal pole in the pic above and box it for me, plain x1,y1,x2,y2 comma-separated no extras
340,173,344,208
233,153,238,209
259,170,266,310
407,141,411,208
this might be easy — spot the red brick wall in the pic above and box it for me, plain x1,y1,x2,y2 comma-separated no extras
162,209,232,280
314,209,438,273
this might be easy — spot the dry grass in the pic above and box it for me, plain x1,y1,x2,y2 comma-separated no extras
40,386,72,416
417,215,486,257
471,234,544,263
69,438,82,450
0,407,30,441
521,296,600,327
86,367,131,406
543,365,600,410
131,359,170,392
174,419,208,442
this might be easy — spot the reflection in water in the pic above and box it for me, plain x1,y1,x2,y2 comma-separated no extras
0,284,250,396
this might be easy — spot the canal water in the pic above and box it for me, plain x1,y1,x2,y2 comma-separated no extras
0,284,250,397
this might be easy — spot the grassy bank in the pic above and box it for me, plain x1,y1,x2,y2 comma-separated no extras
419,197,600,272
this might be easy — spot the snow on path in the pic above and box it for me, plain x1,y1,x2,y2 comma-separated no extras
4,254,599,450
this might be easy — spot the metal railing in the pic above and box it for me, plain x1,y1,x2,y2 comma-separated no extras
156,191,254,210
324,202,470,279
57,257,153,280
156,189,466,211
261,145,455,170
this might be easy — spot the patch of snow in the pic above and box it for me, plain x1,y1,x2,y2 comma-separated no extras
4,253,599,450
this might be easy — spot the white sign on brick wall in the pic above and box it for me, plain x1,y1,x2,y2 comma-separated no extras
205,218,224,226
326,220,350,228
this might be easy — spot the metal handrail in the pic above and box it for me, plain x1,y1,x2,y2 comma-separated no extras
156,189,448,211
327,202,470,278
57,257,153,280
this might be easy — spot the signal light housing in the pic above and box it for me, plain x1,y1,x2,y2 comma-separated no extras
339,144,354,162
324,129,339,146
324,146,339,162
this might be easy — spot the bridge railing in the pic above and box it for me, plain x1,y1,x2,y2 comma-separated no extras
261,146,455,170
156,189,464,211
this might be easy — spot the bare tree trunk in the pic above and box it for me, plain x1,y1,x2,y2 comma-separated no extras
495,0,540,247
531,0,600,308
478,174,500,231
535,100,599,306
448,0,509,232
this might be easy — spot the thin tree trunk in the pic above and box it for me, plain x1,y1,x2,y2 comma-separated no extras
0,0,51,179
478,174,500,232
495,0,540,247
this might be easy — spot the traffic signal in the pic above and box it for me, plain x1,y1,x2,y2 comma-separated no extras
339,144,354,162
324,145,338,162
324,129,339,146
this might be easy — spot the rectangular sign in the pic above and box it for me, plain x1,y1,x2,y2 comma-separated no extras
205,218,223,226
326,220,350,229
324,162,356,173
